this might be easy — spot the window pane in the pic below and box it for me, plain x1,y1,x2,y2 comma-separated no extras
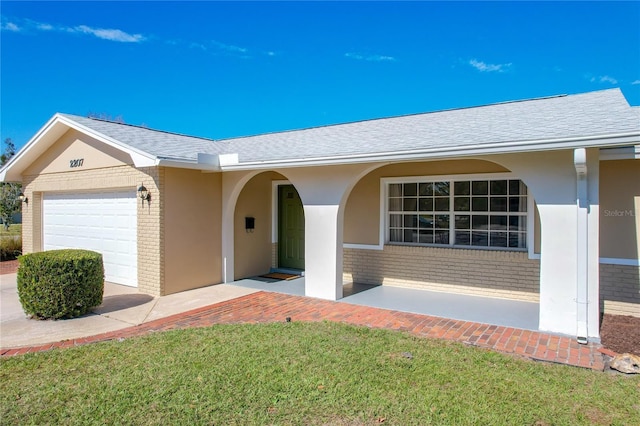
389,214,402,227
389,198,402,211
490,216,508,230
472,215,489,230
419,230,434,244
490,180,507,195
509,180,527,196
490,197,507,212
404,229,417,243
435,215,449,229
455,215,470,229
472,231,489,246
390,229,402,242
472,181,488,195
404,215,417,227
454,181,470,195
509,232,526,248
389,183,402,197
472,197,488,211
403,183,417,196
455,231,470,245
435,230,450,244
509,216,527,232
490,232,508,247
509,197,527,212
434,197,450,211
433,182,450,196
454,197,470,211
418,198,433,212
419,215,433,228
419,182,433,196
403,198,417,211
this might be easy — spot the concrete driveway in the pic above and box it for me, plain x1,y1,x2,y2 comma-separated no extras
0,273,258,349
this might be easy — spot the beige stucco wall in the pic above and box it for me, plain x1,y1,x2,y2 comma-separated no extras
23,129,133,175
234,171,285,279
344,159,509,245
344,245,540,302
599,159,640,260
163,168,222,294
22,165,164,296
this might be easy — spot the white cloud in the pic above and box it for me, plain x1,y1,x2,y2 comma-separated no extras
73,25,144,43
1,21,20,32
632,80,640,85
345,52,396,62
0,16,144,43
211,40,248,54
589,75,618,85
469,59,511,73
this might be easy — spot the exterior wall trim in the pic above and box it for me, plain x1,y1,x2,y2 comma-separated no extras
600,257,640,266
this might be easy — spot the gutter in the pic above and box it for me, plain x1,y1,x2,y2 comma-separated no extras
220,132,640,171
574,148,589,344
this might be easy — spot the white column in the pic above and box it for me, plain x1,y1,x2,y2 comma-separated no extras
494,149,600,339
284,164,373,301
303,204,344,300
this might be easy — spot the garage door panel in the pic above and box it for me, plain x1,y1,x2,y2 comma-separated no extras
43,191,138,287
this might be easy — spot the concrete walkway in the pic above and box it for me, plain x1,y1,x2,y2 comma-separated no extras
0,271,259,348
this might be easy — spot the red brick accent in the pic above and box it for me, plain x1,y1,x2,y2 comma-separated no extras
0,291,606,370
0,260,19,275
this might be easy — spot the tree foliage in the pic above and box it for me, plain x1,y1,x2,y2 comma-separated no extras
0,138,21,230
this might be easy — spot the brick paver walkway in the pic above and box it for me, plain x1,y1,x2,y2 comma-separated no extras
0,291,606,370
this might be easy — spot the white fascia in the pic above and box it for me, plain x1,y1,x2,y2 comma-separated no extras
219,132,640,171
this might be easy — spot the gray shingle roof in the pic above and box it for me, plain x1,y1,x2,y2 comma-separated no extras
58,114,227,162
59,89,639,166
223,88,639,163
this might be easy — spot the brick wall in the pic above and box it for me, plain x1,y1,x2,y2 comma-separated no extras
343,245,540,302
600,263,640,317
22,165,164,296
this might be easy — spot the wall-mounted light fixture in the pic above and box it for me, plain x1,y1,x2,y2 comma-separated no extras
18,192,28,205
245,217,255,233
138,183,151,206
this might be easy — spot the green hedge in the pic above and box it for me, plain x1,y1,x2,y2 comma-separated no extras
17,249,105,320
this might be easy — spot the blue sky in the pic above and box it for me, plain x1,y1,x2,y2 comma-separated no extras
2,1,639,151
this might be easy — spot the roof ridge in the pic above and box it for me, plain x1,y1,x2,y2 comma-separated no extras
59,113,218,142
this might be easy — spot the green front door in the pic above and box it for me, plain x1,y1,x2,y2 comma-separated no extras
278,185,305,270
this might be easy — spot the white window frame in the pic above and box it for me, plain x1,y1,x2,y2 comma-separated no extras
381,173,534,254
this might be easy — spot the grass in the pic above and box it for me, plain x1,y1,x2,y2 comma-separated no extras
2,322,639,425
0,223,21,236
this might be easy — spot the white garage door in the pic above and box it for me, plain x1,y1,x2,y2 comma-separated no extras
43,190,138,287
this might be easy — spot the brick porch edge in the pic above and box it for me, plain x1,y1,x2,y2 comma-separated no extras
0,291,605,370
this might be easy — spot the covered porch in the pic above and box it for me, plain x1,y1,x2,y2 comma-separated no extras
231,276,540,332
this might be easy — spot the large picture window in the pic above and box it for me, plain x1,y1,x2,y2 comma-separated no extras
387,178,528,249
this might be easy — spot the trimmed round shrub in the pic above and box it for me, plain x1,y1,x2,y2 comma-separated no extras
17,249,105,320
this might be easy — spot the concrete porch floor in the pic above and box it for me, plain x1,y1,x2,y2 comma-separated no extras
231,277,540,331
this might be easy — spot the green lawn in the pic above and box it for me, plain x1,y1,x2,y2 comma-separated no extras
1,322,638,425
0,223,21,236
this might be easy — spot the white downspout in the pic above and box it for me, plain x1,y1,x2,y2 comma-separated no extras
574,148,589,344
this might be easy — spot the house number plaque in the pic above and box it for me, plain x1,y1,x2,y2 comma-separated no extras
69,158,84,168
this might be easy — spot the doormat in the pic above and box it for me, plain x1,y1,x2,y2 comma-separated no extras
259,273,300,281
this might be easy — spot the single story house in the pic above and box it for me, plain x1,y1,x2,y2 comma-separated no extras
1,88,638,342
